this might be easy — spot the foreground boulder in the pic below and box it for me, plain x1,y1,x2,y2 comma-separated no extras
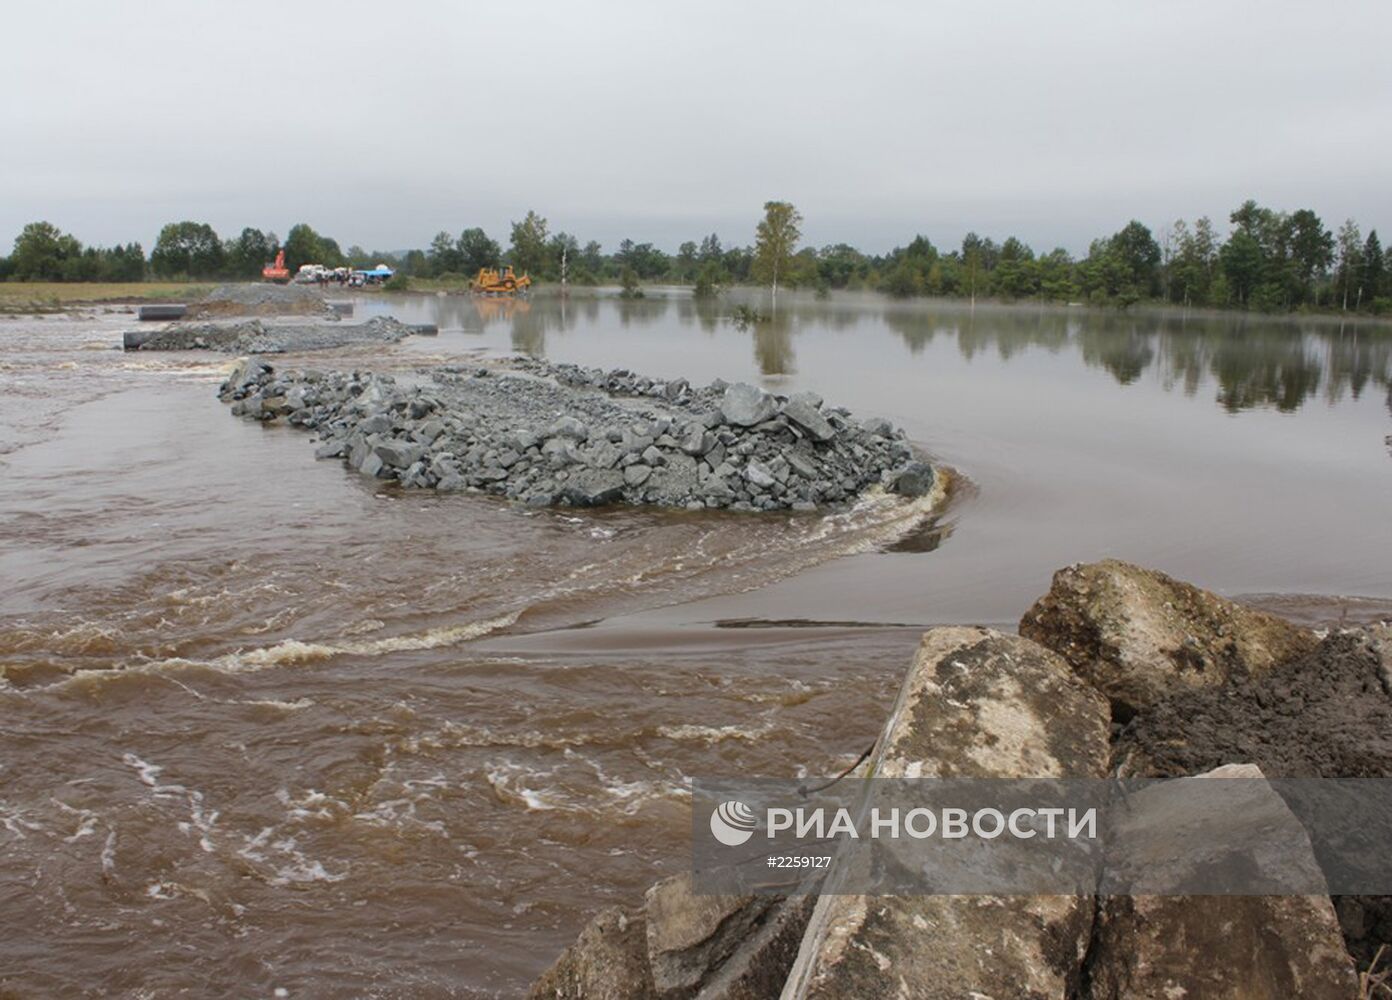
1088,764,1359,999
1020,559,1318,720
528,906,655,1000
528,875,812,1000
782,628,1111,1000
644,876,815,999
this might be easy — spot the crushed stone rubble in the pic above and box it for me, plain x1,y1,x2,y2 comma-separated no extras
218,357,935,510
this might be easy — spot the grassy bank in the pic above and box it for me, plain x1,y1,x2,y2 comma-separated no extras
0,282,215,314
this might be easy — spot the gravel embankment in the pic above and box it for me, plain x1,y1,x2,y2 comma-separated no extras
129,316,420,353
218,358,934,510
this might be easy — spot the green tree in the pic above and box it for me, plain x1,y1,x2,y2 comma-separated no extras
752,200,802,305
1334,219,1362,310
618,266,643,299
615,239,668,280
817,243,868,289
1168,219,1198,305
576,240,604,283
282,223,344,272
150,221,224,278
508,210,550,278
1036,248,1076,302
883,261,923,298
427,231,462,276
1225,200,1291,308
1283,209,1333,306
992,237,1037,300
225,227,276,279
1220,230,1265,306
692,260,723,298
457,227,501,276
1193,216,1219,301
1109,220,1162,297
401,249,428,277
98,242,146,282
548,231,581,282
1361,230,1385,307
9,221,82,280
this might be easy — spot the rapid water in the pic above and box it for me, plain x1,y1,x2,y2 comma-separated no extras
2,290,1390,996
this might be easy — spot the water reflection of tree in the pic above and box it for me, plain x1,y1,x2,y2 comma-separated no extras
425,294,490,332
751,311,796,375
878,301,1391,414
882,304,1071,360
453,289,1391,415
677,296,723,334
1320,328,1392,406
615,296,672,328
1077,316,1156,386
1207,328,1323,412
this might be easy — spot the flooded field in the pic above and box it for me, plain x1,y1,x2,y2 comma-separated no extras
2,289,1390,997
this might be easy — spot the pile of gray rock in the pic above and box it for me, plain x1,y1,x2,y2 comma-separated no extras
217,358,934,510
128,316,422,353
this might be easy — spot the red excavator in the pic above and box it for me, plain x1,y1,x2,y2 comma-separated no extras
261,250,290,283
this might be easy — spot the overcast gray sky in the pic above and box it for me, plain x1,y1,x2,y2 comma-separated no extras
3,1,1389,256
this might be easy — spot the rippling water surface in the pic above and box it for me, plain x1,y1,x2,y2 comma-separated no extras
2,290,1390,996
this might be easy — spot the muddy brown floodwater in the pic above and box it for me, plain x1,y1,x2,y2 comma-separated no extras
2,290,1391,997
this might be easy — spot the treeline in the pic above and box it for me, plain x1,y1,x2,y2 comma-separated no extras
404,212,758,288
0,220,351,283
814,202,1390,315
4,199,1390,315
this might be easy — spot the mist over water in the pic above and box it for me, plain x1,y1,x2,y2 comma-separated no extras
2,291,1390,996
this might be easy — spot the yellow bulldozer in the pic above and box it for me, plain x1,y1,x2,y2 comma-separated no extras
470,265,532,295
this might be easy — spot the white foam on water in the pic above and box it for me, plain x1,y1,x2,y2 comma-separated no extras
0,804,45,839
51,799,100,842
484,763,566,812
654,722,774,744
572,751,688,814
54,611,520,690
351,797,449,838
100,829,117,875
234,697,315,712
121,753,218,852
237,825,346,886
275,788,348,824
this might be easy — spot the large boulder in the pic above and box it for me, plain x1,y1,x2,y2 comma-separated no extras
781,398,835,443
527,906,655,1000
719,383,777,427
1020,559,1318,720
889,461,934,498
1088,764,1360,999
782,628,1111,1000
529,876,812,1000
644,874,813,999
559,469,626,507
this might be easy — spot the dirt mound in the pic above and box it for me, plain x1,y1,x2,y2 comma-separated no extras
1114,628,1392,779
187,283,331,318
